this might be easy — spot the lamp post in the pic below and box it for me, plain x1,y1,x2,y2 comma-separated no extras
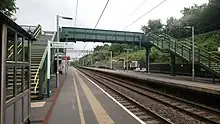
56,15,73,88
124,49,132,71
119,58,125,70
110,51,112,69
64,35,69,75
185,26,195,81
91,50,93,67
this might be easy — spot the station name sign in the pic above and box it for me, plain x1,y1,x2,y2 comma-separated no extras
51,42,74,48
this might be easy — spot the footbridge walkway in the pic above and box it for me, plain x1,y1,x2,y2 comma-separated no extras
59,27,220,79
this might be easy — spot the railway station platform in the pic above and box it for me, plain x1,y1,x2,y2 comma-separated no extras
132,71,220,84
31,68,142,124
84,67,220,96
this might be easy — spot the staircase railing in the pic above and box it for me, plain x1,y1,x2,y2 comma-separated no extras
148,32,220,77
161,33,220,62
33,46,48,94
32,24,42,39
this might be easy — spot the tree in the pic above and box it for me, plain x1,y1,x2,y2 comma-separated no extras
0,0,17,16
147,19,163,33
165,17,190,38
141,25,150,34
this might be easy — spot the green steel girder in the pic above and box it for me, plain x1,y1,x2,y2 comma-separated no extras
60,27,147,45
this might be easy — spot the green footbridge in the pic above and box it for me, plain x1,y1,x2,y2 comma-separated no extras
19,26,220,99
60,27,220,79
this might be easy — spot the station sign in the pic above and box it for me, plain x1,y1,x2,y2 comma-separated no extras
51,42,74,48
63,56,70,60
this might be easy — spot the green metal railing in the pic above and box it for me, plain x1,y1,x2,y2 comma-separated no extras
148,32,220,77
162,33,220,61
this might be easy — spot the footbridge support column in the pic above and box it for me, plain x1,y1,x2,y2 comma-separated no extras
170,53,176,76
145,44,151,73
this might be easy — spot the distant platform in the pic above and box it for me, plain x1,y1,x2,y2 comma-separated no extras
84,67,220,96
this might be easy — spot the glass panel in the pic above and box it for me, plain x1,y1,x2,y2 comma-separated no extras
17,35,23,62
24,66,29,90
7,28,15,61
75,29,86,33
16,66,23,94
6,66,15,101
24,39,29,62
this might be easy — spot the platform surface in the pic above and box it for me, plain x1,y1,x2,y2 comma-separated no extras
30,74,66,124
45,68,141,124
86,67,220,95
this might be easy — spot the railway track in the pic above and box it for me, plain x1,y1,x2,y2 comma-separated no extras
79,69,220,124
79,69,173,124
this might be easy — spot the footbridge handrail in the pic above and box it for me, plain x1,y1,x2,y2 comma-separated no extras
151,33,220,59
148,32,220,77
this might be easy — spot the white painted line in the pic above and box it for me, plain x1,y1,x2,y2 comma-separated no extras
75,69,115,124
71,78,76,110
72,69,86,124
31,101,46,108
76,69,146,124
72,99,75,109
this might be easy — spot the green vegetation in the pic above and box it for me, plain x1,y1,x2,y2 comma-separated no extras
193,30,220,51
75,0,220,66
0,0,17,16
142,0,220,37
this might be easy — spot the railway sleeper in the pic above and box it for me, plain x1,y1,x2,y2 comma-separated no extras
145,120,161,124
138,115,154,121
125,105,137,109
134,112,146,116
129,108,141,112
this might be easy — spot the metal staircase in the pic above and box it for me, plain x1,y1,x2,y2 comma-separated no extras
148,32,220,77
30,32,54,99
31,44,47,99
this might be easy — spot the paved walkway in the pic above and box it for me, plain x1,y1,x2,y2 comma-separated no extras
42,68,141,124
30,74,65,124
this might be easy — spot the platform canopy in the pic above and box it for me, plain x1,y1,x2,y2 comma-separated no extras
60,27,147,45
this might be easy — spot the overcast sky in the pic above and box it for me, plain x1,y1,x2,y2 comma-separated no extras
15,0,208,58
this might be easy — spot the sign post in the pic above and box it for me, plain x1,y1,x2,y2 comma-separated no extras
51,42,75,49
47,41,51,97
47,41,73,93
